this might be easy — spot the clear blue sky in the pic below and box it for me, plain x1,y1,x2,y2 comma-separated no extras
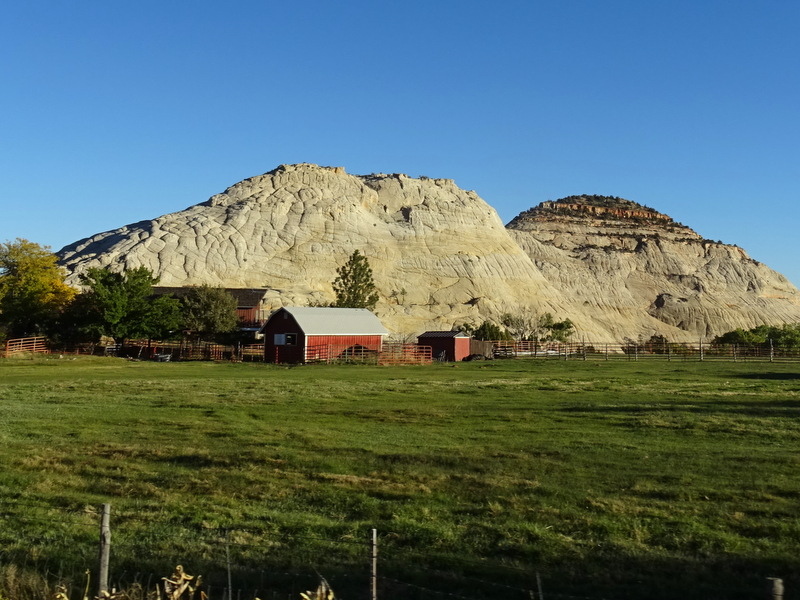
2,1,798,285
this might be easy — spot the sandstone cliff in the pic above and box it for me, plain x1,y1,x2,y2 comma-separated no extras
58,166,800,341
507,196,800,340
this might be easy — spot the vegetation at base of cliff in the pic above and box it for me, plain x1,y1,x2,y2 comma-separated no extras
713,323,800,349
458,313,575,342
0,241,241,345
180,285,240,340
1,358,798,600
0,239,76,339
332,250,379,310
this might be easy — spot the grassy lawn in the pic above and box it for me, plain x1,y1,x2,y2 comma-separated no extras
0,356,798,600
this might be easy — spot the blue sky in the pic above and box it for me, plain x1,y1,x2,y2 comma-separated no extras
2,1,798,285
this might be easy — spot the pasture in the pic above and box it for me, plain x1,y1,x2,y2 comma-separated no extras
0,356,798,600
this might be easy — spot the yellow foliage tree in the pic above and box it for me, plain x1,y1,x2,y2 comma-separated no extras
0,238,76,337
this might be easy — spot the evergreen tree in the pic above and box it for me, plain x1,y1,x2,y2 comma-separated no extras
332,250,379,310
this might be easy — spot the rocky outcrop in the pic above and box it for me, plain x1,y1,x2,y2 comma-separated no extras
58,166,800,341
507,195,800,339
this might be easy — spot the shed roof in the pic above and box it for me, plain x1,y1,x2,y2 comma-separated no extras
418,330,470,338
265,307,389,336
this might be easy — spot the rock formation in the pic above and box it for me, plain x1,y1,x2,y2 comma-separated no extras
57,165,800,341
507,196,800,340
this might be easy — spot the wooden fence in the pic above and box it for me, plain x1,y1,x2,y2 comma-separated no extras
488,340,800,362
305,342,433,365
8,336,800,364
3,336,49,358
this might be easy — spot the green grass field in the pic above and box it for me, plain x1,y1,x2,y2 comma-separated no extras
0,356,798,600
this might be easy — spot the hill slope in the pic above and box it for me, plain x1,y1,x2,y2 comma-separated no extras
507,195,800,339
58,165,800,341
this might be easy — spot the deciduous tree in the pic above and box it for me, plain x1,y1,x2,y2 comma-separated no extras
181,285,239,339
0,238,75,338
76,267,181,345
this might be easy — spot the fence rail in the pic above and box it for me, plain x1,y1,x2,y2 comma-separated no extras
8,337,800,364
3,336,49,358
304,342,433,365
488,340,800,362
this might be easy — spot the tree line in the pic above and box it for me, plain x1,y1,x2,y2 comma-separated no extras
6,238,798,349
0,239,240,346
0,242,381,346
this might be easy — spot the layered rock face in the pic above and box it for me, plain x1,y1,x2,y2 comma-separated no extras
58,166,800,341
507,196,800,340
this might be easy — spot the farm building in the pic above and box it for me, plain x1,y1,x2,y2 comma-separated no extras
152,287,270,330
260,306,389,364
417,330,471,362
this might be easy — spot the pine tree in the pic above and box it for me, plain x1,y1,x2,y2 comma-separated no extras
332,250,379,310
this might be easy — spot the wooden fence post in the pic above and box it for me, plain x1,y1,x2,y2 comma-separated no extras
767,577,783,600
97,503,111,597
371,528,378,600
226,530,233,600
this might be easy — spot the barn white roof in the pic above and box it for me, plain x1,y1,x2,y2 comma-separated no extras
269,307,389,336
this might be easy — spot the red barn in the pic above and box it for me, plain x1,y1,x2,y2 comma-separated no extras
417,330,471,362
261,307,389,364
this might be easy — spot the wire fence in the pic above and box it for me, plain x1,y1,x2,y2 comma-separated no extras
0,499,792,600
487,339,800,362
0,501,548,600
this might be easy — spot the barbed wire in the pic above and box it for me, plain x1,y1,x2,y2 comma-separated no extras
378,575,487,600
0,497,100,514
0,511,97,528
413,567,534,593
380,544,532,574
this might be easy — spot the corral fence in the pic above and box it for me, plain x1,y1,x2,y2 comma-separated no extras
3,336,50,358
489,339,800,362
305,342,433,365
6,337,800,364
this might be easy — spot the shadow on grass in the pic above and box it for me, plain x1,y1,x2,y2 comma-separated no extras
736,372,800,380
26,552,795,600
559,399,800,418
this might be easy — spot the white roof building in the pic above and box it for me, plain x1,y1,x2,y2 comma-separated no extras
264,306,389,336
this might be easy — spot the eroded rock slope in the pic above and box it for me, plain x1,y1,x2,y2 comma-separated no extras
507,196,800,339
58,166,800,341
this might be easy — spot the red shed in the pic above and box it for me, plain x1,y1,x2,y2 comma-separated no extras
417,330,471,362
260,307,388,364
